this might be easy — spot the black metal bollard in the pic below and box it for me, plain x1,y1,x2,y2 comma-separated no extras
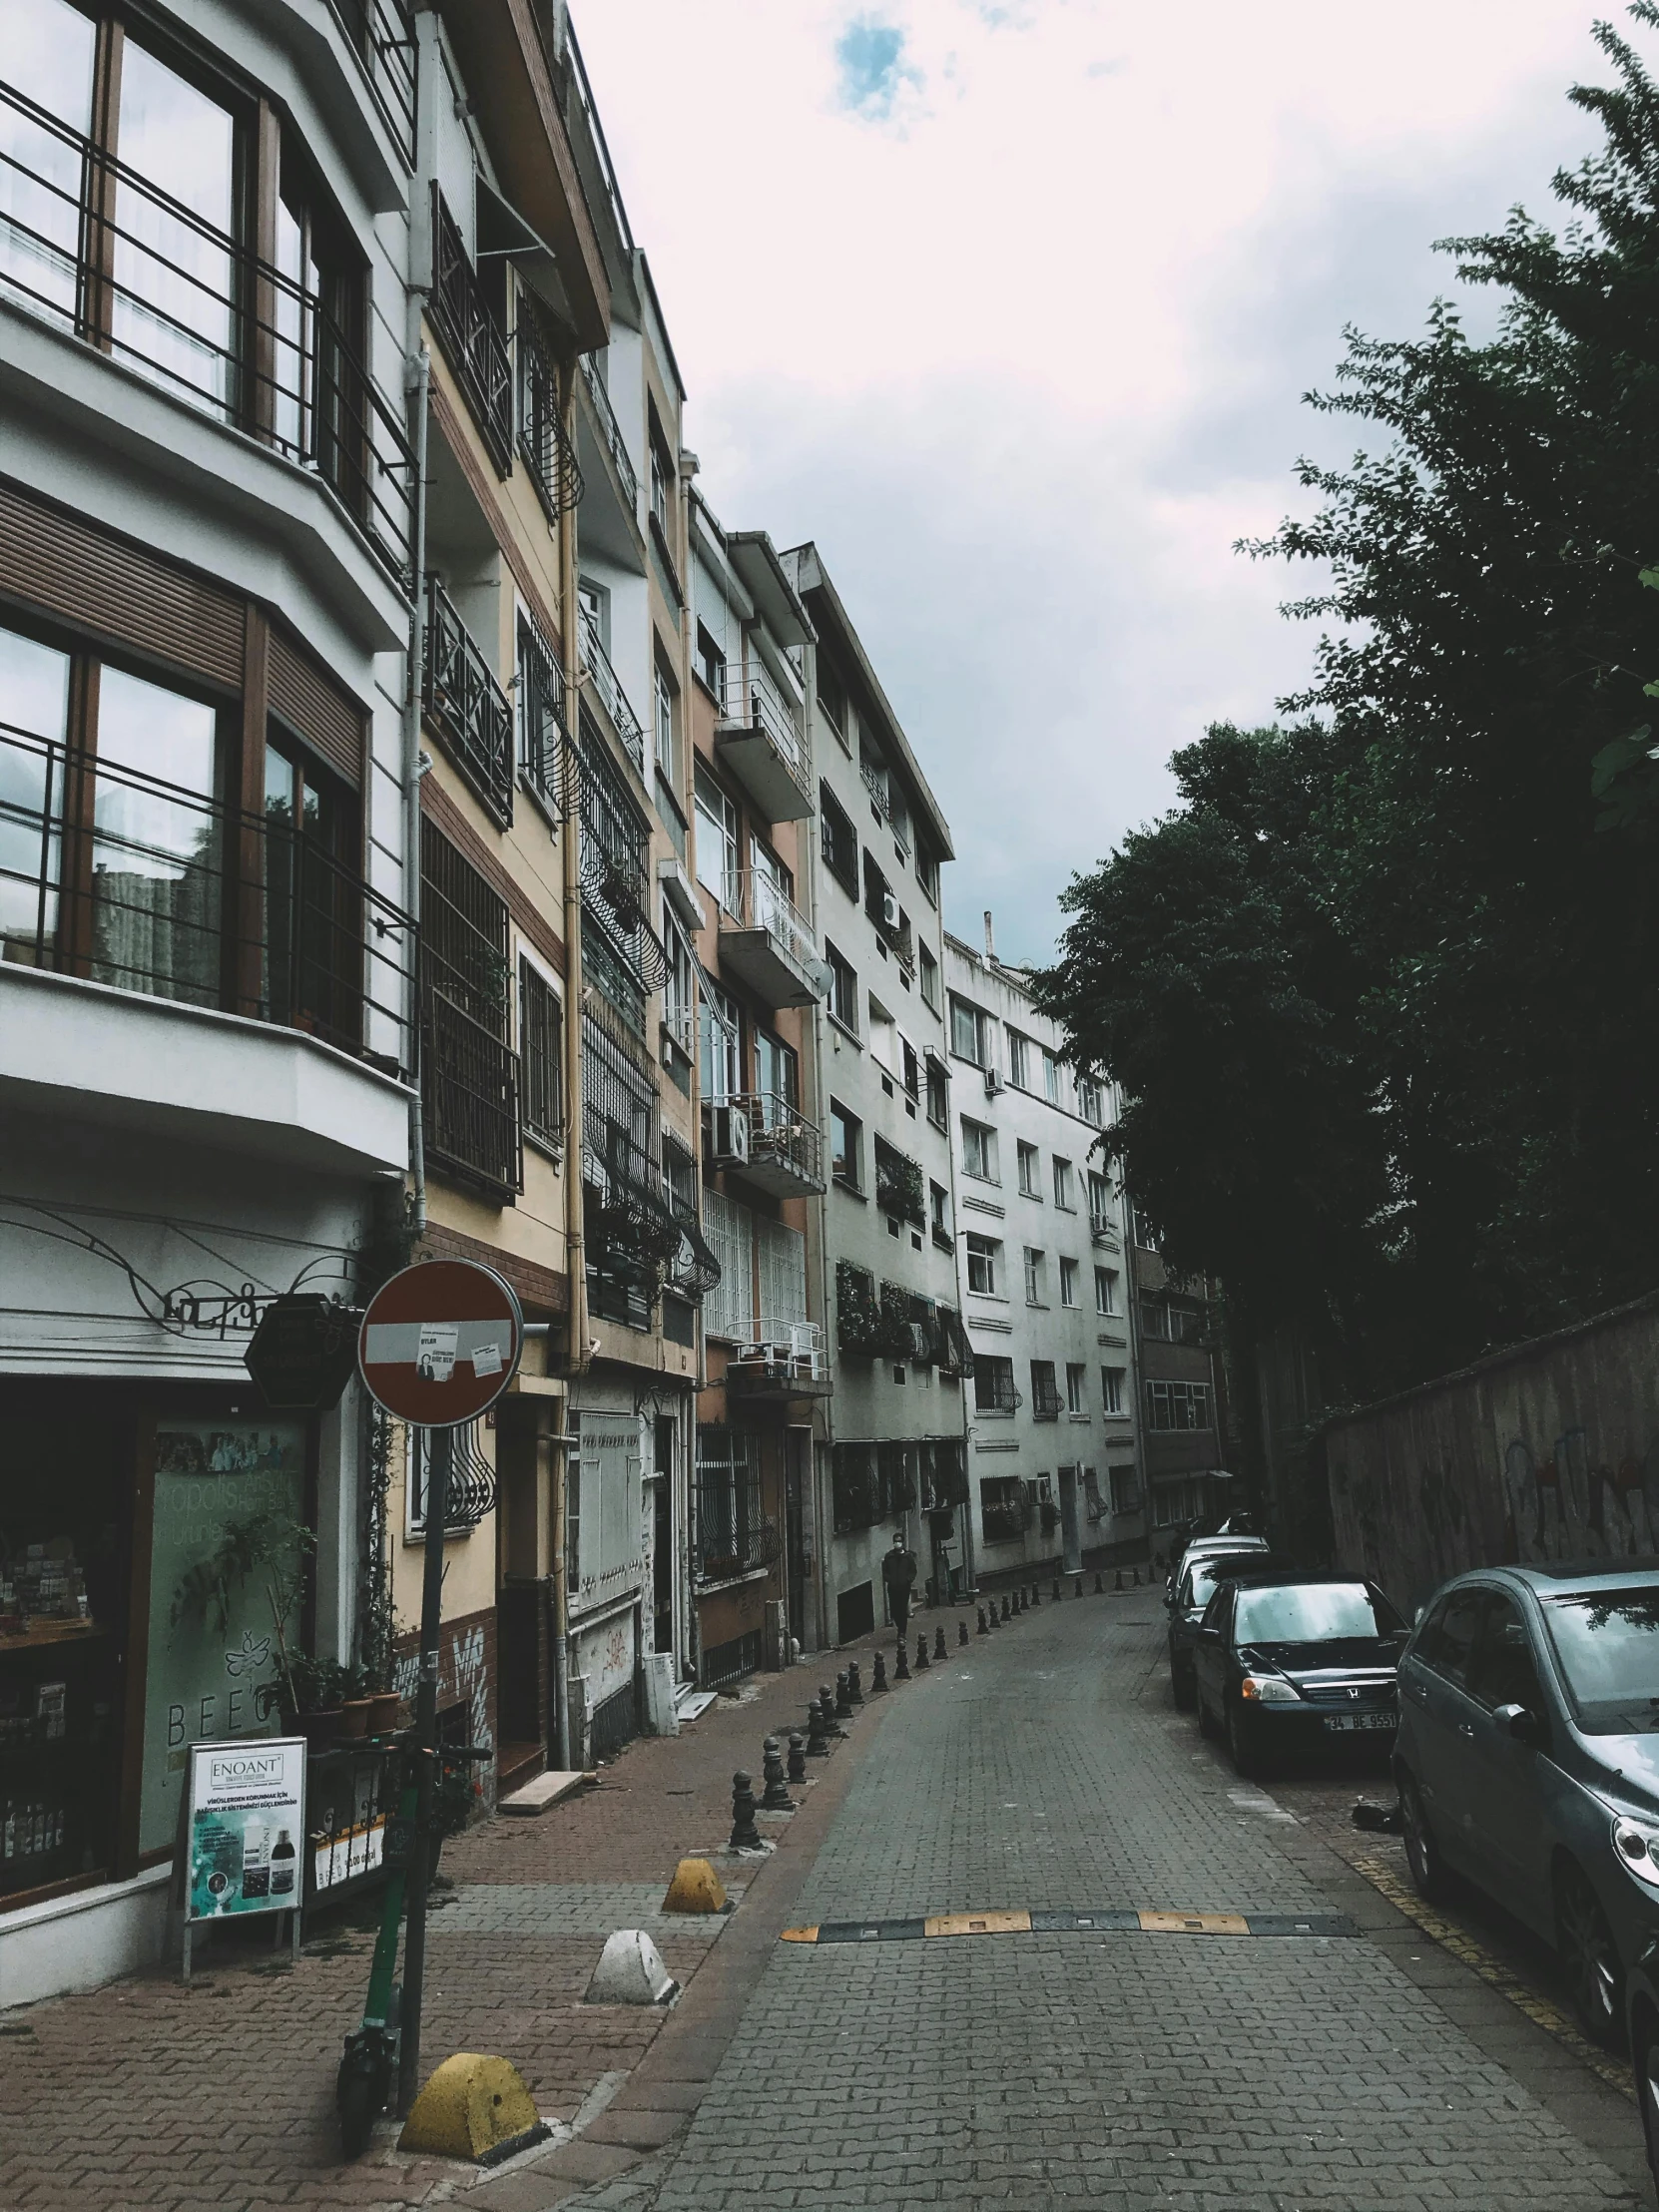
834,1671,853,1721
821,1683,845,1738
761,1736,794,1813
934,1625,947,1660
894,1637,911,1681
976,1605,988,1636
1000,1594,1010,1622
730,1770,762,1851
915,1632,930,1671
1132,1566,1141,1586
787,1730,808,1784
847,1660,864,1708
870,1650,889,1693
806,1698,830,1756
1031,1581,1041,1607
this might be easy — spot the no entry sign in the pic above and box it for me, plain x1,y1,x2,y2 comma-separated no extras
357,1259,523,1426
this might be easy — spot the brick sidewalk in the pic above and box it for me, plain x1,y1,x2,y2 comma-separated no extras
0,1619,980,2212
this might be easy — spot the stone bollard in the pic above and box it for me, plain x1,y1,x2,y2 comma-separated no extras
787,1730,808,1784
834,1671,853,1722
821,1684,845,1739
1000,1594,1010,1622
894,1637,911,1681
761,1736,794,1813
806,1698,830,1757
870,1650,889,1693
934,1625,947,1660
959,1618,969,1646
730,1770,762,1851
976,1605,988,1636
915,1632,930,1671
1053,1578,1062,1600
847,1660,864,1708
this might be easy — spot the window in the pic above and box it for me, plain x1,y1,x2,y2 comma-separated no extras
1059,1258,1079,1308
926,1059,948,1128
1030,1361,1062,1418
1066,1363,1087,1414
1053,1157,1075,1211
1007,1031,1031,1090
1102,1366,1126,1415
827,940,858,1032
901,1037,920,1102
1094,1267,1118,1316
1017,1141,1041,1198
654,661,678,784
696,620,726,698
423,820,521,1197
965,1233,1000,1296
1145,1381,1214,1431
649,429,671,538
1088,1172,1112,1231
873,1137,924,1225
930,1179,952,1250
1131,1203,1159,1251
830,1100,863,1189
695,1426,764,1581
519,959,562,1154
915,842,938,903
868,995,896,1073
980,1475,1030,1543
755,1027,799,1117
974,1356,1017,1412
960,1117,998,1183
700,974,742,1104
1078,1075,1105,1127
950,994,987,1065
821,783,859,896
694,763,739,911
818,657,848,745
662,919,695,1062
918,941,939,1010
1109,1465,1139,1514
1023,1249,1046,1306
1042,1047,1062,1105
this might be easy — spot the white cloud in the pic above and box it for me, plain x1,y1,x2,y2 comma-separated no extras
572,0,1608,959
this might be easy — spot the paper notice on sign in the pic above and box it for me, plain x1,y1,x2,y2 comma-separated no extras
471,1341,504,1378
416,1323,459,1382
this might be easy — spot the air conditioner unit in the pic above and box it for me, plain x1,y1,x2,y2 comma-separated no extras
984,1067,1004,1097
710,1102,750,1165
880,888,900,930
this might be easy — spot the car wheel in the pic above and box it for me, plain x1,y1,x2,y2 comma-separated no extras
1556,1864,1625,2051
1226,1695,1262,1778
1398,1773,1448,1904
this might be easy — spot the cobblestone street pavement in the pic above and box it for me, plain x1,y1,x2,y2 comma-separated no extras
541,1589,1651,2212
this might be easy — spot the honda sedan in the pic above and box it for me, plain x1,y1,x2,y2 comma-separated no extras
1167,1549,1293,1709
1192,1573,1405,1775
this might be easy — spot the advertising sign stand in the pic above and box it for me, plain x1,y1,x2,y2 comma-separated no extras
174,1737,306,1981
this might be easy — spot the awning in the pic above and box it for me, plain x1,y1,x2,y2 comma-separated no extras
476,174,567,321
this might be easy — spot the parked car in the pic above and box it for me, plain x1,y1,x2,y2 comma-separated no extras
1395,1561,1659,2053
1166,1549,1293,1709
1166,1531,1269,1602
1192,1573,1405,1776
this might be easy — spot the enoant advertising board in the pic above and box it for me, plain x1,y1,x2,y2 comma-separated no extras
184,1737,306,1923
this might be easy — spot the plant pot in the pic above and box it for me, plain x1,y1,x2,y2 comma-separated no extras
337,1700,374,1740
298,1707,344,1749
366,1692,403,1735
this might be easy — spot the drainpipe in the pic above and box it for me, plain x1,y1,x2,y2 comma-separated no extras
404,344,431,1237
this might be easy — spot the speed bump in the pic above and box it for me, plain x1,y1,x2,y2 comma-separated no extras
779,1905,1361,1946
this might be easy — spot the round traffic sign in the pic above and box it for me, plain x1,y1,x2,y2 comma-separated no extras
357,1259,523,1426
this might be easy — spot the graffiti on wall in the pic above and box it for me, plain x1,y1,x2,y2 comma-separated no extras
1500,1432,1659,1562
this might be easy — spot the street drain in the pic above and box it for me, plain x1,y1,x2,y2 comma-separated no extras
780,1907,1360,1945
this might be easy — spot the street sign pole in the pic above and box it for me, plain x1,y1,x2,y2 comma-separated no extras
396,1424,447,2118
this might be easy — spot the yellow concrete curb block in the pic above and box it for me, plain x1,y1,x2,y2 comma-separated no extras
396,2052,540,2160
662,1856,728,1914
1137,1910,1250,1936
923,1909,1032,1938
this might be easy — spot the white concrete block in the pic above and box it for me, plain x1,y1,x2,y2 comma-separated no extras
583,1929,679,2007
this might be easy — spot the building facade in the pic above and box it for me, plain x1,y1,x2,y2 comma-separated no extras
943,929,1147,1583
1131,1240,1232,1544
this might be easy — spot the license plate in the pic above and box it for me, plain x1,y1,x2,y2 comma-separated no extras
1323,1712,1394,1733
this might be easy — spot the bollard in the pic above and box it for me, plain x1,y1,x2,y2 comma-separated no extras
959,1618,969,1646
1000,1594,1010,1622
976,1606,987,1636
1094,1571,1103,1593
834,1671,853,1722
787,1731,807,1785
1075,1576,1084,1598
1115,1569,1124,1591
1031,1581,1041,1608
761,1736,794,1813
871,1650,889,1693
730,1770,763,1851
934,1625,947,1660
847,1660,864,1708
894,1637,911,1682
806,1698,830,1757
915,1632,930,1671
822,1683,846,1738
1016,1588,1026,1615
1132,1566,1141,1586
1053,1578,1062,1600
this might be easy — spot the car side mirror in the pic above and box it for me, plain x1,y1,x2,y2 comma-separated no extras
1494,1702,1544,1747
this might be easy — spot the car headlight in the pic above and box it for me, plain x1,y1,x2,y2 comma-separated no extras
1613,1815,1659,1891
1240,1674,1301,1705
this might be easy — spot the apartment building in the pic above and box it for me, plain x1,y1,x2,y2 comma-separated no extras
780,545,972,1650
1131,1235,1233,1542
0,0,425,2001
943,930,1147,1582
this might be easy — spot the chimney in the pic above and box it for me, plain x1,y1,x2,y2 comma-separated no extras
983,909,995,963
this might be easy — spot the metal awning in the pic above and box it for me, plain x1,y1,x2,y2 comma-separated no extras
476,175,567,320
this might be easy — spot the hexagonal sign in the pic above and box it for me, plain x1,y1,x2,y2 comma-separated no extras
244,1295,362,1411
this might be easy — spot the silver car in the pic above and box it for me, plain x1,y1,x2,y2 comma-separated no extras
1394,1559,1659,2049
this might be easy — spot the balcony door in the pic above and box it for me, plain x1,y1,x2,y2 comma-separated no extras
263,737,358,1048
754,1026,798,1131
0,620,70,966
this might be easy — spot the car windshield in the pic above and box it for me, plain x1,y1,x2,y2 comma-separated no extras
1541,1589,1659,1720
1188,1555,1272,1609
1234,1583,1401,1644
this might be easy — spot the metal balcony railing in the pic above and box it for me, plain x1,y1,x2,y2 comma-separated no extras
327,0,418,166
430,185,512,474
0,721,416,1075
580,352,639,513
734,1092,824,1189
1031,1380,1064,1422
0,75,417,579
516,613,576,824
424,576,515,826
721,867,821,978
518,318,583,519
578,605,646,775
717,662,811,794
422,981,522,1198
563,13,636,258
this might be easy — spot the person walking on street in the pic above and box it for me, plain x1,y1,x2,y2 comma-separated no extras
882,1529,918,1645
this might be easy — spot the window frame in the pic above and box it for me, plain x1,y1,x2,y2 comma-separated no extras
965,1232,1000,1298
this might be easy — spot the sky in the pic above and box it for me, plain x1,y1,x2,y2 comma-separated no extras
574,0,1616,966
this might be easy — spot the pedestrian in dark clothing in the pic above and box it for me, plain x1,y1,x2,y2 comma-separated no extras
881,1530,918,1644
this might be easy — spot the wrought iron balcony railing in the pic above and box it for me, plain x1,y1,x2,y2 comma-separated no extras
422,981,522,1198
327,0,418,166
429,184,512,474
518,317,583,520
516,613,576,824
717,661,811,794
0,75,417,579
578,604,646,775
0,720,416,1075
424,575,514,827
579,351,639,514
1031,1379,1064,1422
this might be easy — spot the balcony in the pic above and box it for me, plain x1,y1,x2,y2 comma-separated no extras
430,185,512,475
717,868,826,1009
578,605,646,777
579,352,639,517
0,75,416,582
714,663,812,824
327,0,418,166
720,1093,825,1198
726,1322,832,1402
1031,1378,1064,1422
517,318,583,521
424,577,514,826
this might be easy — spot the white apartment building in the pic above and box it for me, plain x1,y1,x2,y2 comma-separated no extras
944,930,1147,1582
782,545,973,1649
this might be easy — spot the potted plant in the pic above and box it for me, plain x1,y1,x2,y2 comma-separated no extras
280,1653,347,1748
